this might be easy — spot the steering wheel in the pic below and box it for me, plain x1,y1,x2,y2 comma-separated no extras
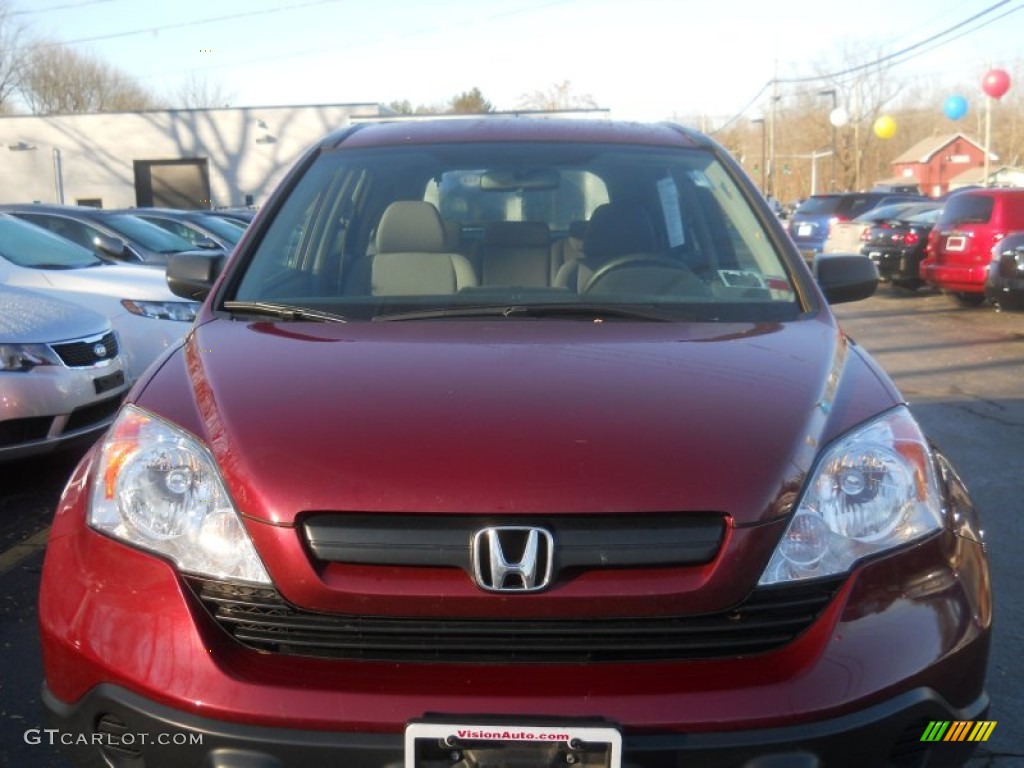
582,254,705,295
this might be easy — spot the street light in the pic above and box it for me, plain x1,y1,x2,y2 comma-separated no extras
818,89,837,192
7,142,64,204
750,118,766,195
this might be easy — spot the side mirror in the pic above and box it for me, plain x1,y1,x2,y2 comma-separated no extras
815,253,878,304
167,252,225,301
194,236,221,250
92,234,131,261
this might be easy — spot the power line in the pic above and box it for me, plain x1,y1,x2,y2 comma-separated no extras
11,0,114,15
711,0,1021,135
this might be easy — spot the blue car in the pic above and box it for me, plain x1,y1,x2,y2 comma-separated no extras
789,192,927,264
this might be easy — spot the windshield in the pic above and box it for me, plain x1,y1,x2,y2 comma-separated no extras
103,214,195,253
0,214,102,268
233,142,801,322
191,214,245,243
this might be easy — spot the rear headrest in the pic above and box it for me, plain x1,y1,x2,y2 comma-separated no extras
583,203,656,261
375,201,446,254
483,221,550,247
567,220,587,241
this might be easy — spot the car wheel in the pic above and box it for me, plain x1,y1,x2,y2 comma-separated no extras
950,291,986,307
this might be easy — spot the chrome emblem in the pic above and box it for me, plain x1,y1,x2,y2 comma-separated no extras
93,343,108,358
472,526,554,593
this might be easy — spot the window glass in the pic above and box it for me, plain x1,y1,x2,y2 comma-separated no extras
0,216,102,268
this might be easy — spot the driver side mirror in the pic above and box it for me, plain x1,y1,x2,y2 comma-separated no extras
92,233,132,262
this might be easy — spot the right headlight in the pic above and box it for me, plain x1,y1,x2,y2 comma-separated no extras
89,404,270,584
759,407,944,585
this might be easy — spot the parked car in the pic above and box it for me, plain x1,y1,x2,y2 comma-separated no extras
208,207,257,226
0,213,198,379
0,203,225,267
822,200,940,256
112,207,247,250
921,187,1024,305
39,118,989,768
985,230,1024,310
862,206,944,291
789,192,927,264
1,284,130,461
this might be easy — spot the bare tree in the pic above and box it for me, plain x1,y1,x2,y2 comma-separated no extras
0,0,29,113
171,72,234,109
518,80,597,111
19,41,161,114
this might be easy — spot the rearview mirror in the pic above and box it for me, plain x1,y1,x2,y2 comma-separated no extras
480,168,559,191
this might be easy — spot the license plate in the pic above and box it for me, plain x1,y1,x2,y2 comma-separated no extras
868,250,882,259
797,223,813,237
945,235,966,252
404,721,622,768
93,370,125,395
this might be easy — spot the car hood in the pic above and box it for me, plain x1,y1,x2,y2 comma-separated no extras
11,262,182,301
0,284,109,342
136,316,900,527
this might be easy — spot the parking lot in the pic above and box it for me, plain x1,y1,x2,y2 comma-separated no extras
0,287,1021,766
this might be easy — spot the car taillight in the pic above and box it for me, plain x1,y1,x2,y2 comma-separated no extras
904,231,920,246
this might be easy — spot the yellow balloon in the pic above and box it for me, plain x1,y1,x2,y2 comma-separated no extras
873,115,897,139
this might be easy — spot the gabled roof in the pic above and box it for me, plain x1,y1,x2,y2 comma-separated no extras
891,133,987,164
949,165,1024,184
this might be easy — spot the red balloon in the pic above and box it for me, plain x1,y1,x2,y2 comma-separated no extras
982,69,1011,100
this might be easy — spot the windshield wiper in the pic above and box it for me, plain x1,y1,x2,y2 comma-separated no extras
374,303,678,322
222,300,347,323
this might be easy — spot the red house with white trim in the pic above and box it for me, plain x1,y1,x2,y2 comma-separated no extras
885,133,989,197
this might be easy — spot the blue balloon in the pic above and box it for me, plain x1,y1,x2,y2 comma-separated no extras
943,94,968,120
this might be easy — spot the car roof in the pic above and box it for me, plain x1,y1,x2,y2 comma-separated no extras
329,118,706,151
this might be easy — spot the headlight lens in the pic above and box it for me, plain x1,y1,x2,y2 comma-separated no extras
0,343,61,371
89,404,270,584
759,407,944,585
121,299,198,321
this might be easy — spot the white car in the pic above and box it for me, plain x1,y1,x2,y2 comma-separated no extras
0,213,198,380
1,284,131,461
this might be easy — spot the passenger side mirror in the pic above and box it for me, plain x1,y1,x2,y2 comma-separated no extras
814,253,878,304
167,252,225,301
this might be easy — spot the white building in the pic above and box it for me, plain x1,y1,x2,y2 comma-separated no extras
0,102,382,210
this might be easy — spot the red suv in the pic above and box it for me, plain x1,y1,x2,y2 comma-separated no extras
921,187,1024,304
39,118,990,768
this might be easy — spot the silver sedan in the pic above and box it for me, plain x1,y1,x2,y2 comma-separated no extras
0,284,130,461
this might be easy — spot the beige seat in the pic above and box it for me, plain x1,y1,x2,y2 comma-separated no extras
480,221,551,287
553,203,657,292
371,202,478,295
550,220,586,283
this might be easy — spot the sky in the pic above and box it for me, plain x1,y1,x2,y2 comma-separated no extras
8,0,1024,125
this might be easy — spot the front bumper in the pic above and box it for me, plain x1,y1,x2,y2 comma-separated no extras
42,682,989,768
40,452,992,768
0,361,127,461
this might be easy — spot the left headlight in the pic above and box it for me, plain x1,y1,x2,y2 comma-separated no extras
759,407,944,585
0,343,61,372
121,299,199,322
89,404,270,584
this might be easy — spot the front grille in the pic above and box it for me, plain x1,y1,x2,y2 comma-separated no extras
50,331,118,367
185,576,843,664
0,415,52,447
64,395,122,433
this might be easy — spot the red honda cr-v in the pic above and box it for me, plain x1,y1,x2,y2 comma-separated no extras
39,118,990,768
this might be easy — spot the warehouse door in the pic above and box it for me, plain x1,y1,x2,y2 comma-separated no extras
134,159,211,209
